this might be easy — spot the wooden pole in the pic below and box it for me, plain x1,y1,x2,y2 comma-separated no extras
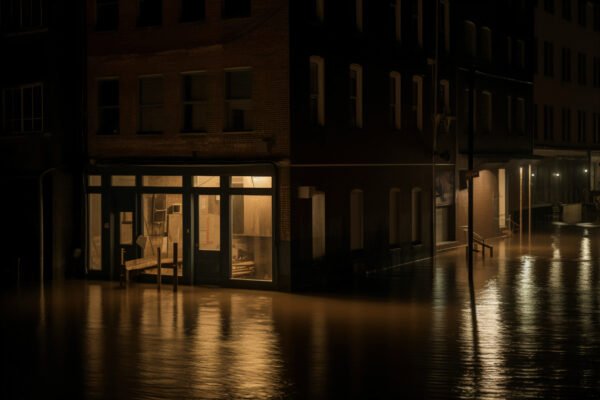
157,247,161,291
120,248,126,288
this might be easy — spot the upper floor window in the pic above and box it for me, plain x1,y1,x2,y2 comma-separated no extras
593,57,600,88
349,64,363,128
464,21,476,58
97,79,119,135
389,188,401,245
181,73,208,132
225,69,253,131
442,0,450,51
222,0,250,19
516,97,525,135
594,3,600,31
544,0,555,13
311,0,324,22
389,72,401,130
390,0,401,41
578,52,587,85
96,0,118,31
477,91,492,134
593,113,600,144
1,0,46,33
480,27,492,62
506,36,513,65
415,0,423,47
350,189,364,250
577,0,587,26
412,75,423,131
543,105,554,140
577,109,586,143
439,79,450,114
181,0,205,22
309,56,325,126
2,83,43,134
561,107,571,142
561,47,572,82
543,41,554,77
516,40,525,68
353,0,363,32
562,0,572,20
138,76,164,133
138,0,162,27
534,37,538,73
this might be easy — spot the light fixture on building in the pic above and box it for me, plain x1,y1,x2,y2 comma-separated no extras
531,173,535,177
553,172,560,177
584,168,589,173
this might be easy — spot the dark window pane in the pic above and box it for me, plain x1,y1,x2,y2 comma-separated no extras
98,80,119,106
181,0,205,21
222,0,250,18
99,108,119,135
139,0,162,26
226,70,252,99
97,0,118,31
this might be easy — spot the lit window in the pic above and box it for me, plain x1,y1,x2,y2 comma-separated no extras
142,176,183,187
2,83,43,134
412,75,423,131
349,64,363,128
88,175,102,187
138,76,164,133
230,176,272,188
389,72,401,130
181,72,208,132
225,69,253,131
111,175,136,187
193,176,220,188
97,78,119,135
309,56,325,126
198,195,220,251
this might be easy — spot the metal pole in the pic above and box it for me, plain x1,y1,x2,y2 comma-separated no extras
157,247,162,291
173,242,178,292
519,167,523,240
528,164,532,241
467,69,475,284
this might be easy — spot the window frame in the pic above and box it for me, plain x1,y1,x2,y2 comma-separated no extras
349,64,364,129
224,68,253,132
2,83,44,135
138,75,165,134
181,71,208,133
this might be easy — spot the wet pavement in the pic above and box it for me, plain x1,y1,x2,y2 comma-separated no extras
1,224,600,399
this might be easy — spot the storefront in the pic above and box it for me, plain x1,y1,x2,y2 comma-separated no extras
85,164,277,288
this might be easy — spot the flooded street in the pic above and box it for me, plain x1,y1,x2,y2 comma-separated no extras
2,224,600,399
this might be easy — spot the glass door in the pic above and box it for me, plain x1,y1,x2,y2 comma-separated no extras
194,194,221,284
111,191,137,280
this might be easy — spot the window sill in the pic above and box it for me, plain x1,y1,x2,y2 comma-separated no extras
136,131,163,135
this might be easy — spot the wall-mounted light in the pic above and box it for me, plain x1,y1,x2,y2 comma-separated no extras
553,172,560,177
531,173,535,177
584,168,589,173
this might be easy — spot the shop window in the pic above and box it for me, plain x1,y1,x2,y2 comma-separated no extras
138,76,164,133
231,176,272,188
312,192,326,259
230,195,272,281
88,175,102,187
181,0,205,22
350,189,364,250
88,194,102,271
193,176,220,188
141,194,183,276
111,175,136,187
199,195,220,251
225,69,253,131
97,79,119,135
181,72,208,132
96,0,118,31
142,176,182,187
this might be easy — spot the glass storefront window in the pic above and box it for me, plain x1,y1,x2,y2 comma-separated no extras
142,175,183,187
199,195,220,250
193,176,220,188
88,175,101,186
120,212,133,245
111,175,136,187
230,195,272,281
88,194,102,271
140,193,183,276
231,176,272,188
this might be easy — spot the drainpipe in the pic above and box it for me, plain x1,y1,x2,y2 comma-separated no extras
39,167,58,283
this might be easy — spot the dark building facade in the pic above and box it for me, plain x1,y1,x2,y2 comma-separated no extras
0,0,84,283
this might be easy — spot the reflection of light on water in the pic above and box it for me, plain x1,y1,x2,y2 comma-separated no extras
458,279,505,398
578,236,592,352
85,284,103,395
310,307,328,398
191,299,222,395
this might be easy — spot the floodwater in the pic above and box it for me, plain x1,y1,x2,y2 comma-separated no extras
2,224,600,399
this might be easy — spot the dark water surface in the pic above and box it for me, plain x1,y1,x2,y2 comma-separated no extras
2,225,600,399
